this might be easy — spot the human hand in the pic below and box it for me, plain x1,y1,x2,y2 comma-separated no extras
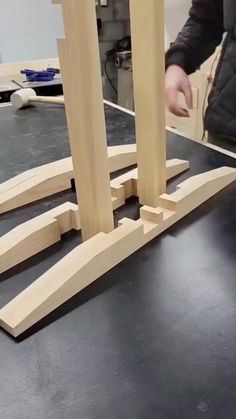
165,65,193,117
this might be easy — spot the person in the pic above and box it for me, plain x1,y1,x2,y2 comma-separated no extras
165,0,236,152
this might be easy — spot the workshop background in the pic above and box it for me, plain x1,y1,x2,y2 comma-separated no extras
0,0,190,103
0,1,236,418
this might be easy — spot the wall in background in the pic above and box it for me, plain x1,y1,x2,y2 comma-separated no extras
0,0,64,63
0,0,191,63
165,0,191,44
97,0,130,102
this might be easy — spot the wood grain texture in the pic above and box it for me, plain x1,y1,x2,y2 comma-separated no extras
0,159,72,215
1,166,235,337
0,202,79,274
1,0,234,339
57,0,114,240
110,159,189,201
28,96,65,106
0,159,188,274
0,196,124,275
0,221,144,337
130,0,166,206
0,144,137,214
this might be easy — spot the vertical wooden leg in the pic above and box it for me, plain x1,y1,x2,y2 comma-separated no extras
130,0,166,206
56,0,114,240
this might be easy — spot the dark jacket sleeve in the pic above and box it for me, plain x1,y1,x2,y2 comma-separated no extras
166,0,224,74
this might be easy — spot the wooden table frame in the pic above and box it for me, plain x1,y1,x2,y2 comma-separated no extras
0,0,235,338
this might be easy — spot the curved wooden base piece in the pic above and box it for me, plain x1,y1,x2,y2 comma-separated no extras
0,159,188,274
0,166,235,337
0,144,137,214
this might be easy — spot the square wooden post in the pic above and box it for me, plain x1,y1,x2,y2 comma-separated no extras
130,0,166,207
55,0,114,240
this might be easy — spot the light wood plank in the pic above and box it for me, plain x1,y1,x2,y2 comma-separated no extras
0,203,79,274
166,159,189,179
1,166,235,337
130,0,166,206
0,144,137,214
0,148,188,215
57,0,114,240
27,96,65,106
0,221,144,337
0,160,72,214
0,58,60,78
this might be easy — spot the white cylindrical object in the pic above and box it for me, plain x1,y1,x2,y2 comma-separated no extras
30,96,65,105
10,88,37,109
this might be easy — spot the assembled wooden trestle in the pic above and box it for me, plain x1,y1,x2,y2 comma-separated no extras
0,0,235,337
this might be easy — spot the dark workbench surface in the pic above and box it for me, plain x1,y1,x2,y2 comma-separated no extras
0,104,235,419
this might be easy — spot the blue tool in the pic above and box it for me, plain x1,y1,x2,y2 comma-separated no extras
21,68,60,83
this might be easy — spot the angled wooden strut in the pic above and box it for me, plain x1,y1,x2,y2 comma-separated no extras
0,144,137,214
0,159,189,274
0,166,235,337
